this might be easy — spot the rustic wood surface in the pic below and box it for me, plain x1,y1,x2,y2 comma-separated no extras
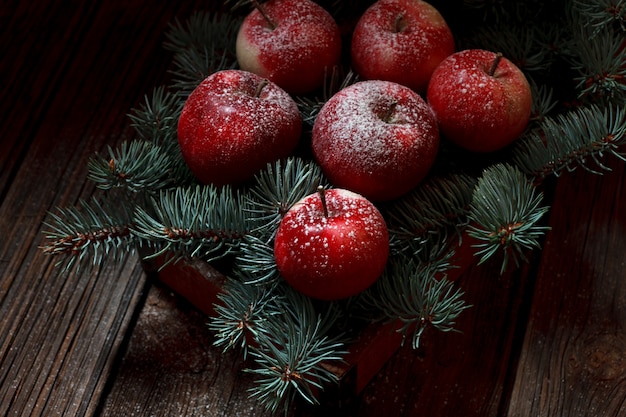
1,1,625,416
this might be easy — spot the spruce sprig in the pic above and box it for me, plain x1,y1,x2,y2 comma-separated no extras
163,11,241,96
384,173,476,256
513,104,626,180
245,287,347,414
573,0,625,32
361,255,469,349
467,164,550,274
133,184,248,262
127,86,183,147
42,197,136,272
209,277,280,359
245,158,326,238
87,140,179,193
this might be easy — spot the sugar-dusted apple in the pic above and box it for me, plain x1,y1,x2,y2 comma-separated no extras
236,0,342,95
312,80,439,202
351,0,455,93
177,69,302,186
274,187,389,301
426,49,532,152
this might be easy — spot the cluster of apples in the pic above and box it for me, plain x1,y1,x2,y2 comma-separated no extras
177,0,533,300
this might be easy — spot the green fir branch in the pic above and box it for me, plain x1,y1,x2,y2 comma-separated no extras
467,164,550,274
384,173,476,256
128,86,183,147
513,104,626,180
42,197,136,272
245,157,326,239
232,234,282,285
361,255,469,350
573,0,625,32
246,287,347,414
209,277,280,359
87,140,180,193
164,11,241,96
133,184,248,263
568,23,626,105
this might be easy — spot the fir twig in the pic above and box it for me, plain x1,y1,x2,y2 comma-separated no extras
233,234,282,285
513,104,626,180
573,0,625,32
568,23,626,105
133,185,248,263
41,197,136,272
246,287,347,414
361,255,469,349
209,277,279,359
164,11,241,96
384,173,476,256
127,86,183,147
245,158,326,239
467,164,550,274
87,140,180,193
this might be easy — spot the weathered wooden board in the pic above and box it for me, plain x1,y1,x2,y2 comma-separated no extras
507,158,626,417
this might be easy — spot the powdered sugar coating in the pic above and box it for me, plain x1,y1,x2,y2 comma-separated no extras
274,188,389,300
236,0,341,94
351,0,455,93
426,49,532,152
312,80,439,201
177,69,302,185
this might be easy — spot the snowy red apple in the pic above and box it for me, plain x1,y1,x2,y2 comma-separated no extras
236,0,342,95
312,80,439,202
426,49,532,152
351,0,455,94
177,69,301,186
274,187,389,301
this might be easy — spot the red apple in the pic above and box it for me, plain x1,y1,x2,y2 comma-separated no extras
351,0,455,94
274,187,389,301
236,0,342,95
426,49,532,152
312,80,439,202
177,69,302,186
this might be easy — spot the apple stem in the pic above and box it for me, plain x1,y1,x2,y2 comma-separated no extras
252,0,276,30
255,79,269,97
317,186,329,218
488,52,503,76
381,100,398,123
394,13,407,33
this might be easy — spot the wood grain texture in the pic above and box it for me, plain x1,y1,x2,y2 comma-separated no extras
0,1,202,416
507,158,626,417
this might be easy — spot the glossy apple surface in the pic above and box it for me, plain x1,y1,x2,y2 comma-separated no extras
351,0,455,93
177,69,302,186
312,80,439,201
274,188,389,301
426,49,532,152
236,0,342,94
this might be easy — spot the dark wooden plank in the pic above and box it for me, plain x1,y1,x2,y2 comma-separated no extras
0,1,204,416
506,158,626,416
98,278,272,417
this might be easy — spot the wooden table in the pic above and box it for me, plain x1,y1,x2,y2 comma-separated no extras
2,1,625,416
